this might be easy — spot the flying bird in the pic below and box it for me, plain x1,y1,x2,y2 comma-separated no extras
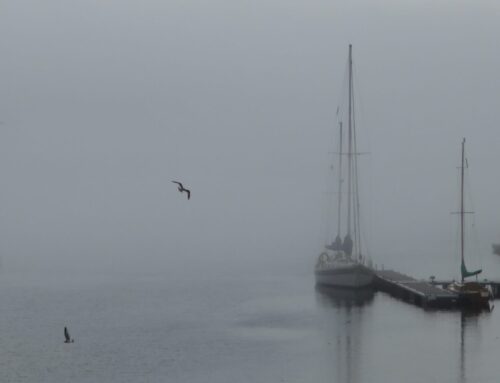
172,181,191,200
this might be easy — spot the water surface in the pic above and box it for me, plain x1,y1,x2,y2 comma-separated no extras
1,269,499,383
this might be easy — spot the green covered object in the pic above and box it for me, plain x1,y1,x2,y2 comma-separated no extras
461,259,482,280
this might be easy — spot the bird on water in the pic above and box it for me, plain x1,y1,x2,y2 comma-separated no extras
172,181,191,200
64,326,74,343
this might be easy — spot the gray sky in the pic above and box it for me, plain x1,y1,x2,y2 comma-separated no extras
1,0,499,279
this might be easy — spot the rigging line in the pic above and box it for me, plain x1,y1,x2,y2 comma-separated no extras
352,68,363,258
452,165,462,274
463,155,484,269
352,56,371,258
351,60,368,146
448,209,456,279
323,156,335,246
320,132,335,247
326,117,345,245
337,122,343,237
326,126,338,244
461,139,465,281
336,58,351,124
346,45,353,237
460,146,477,261
351,98,359,255
354,132,363,257
322,179,334,246
464,165,477,216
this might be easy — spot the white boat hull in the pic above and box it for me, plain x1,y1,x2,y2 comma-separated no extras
315,264,374,288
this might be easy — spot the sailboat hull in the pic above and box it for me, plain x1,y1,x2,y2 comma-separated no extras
315,263,374,288
446,282,491,310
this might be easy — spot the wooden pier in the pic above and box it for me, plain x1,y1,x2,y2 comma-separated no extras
374,270,459,308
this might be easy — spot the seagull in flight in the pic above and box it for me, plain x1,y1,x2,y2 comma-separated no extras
172,181,191,200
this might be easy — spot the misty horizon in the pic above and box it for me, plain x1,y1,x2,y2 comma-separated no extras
1,0,499,282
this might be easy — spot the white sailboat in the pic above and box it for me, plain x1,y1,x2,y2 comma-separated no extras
314,44,374,288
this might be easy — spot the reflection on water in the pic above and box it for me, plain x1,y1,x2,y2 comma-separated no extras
315,286,375,308
1,270,499,383
315,284,495,383
459,310,481,383
315,286,374,383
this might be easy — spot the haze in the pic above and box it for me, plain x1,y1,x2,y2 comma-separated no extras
1,0,499,281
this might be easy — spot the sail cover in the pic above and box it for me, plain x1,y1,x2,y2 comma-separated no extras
461,259,482,280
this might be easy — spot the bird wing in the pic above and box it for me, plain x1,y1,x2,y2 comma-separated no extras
186,190,191,200
172,181,183,188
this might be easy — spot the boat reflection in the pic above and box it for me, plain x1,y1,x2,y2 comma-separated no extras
315,286,374,383
459,310,482,383
315,285,375,308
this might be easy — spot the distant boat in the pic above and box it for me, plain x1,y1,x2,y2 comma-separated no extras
314,45,374,288
446,139,491,309
492,244,500,256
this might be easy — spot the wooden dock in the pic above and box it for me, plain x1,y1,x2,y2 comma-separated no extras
374,270,459,308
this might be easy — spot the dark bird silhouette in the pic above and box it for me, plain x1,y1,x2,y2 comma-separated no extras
172,181,191,200
64,326,74,343
64,326,70,343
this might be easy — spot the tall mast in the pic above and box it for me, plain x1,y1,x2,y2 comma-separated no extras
346,44,353,237
457,138,481,282
461,138,465,282
336,122,343,237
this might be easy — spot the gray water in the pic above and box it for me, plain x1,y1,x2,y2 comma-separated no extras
1,268,500,383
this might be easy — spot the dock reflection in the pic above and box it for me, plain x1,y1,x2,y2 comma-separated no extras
315,286,374,383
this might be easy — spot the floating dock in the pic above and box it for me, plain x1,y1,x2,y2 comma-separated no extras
375,270,500,308
374,270,459,308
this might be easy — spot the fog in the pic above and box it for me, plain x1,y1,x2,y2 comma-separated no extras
1,0,499,280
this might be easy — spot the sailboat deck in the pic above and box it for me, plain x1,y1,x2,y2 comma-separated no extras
375,270,459,308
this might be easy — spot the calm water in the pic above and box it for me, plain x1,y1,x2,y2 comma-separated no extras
1,268,499,383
